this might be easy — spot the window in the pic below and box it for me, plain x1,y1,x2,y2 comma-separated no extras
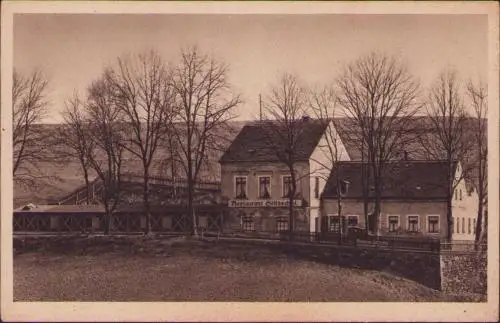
462,218,465,233
457,216,460,233
329,216,340,232
235,176,247,199
242,217,255,232
407,215,419,232
314,177,320,199
339,180,350,196
282,176,293,198
473,219,477,234
451,217,455,234
455,190,458,200
388,215,400,232
468,218,471,234
347,215,359,227
460,189,463,200
258,176,271,199
427,215,439,233
276,218,289,232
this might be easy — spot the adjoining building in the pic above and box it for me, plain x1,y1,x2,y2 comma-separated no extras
320,160,479,241
218,118,350,234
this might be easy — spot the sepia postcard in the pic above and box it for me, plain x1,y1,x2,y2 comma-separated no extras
1,1,499,322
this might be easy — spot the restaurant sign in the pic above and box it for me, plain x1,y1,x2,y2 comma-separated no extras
228,199,303,208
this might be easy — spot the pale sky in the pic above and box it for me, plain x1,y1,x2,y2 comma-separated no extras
14,14,487,123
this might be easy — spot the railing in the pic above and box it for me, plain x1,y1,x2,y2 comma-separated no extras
56,173,221,205
12,212,487,253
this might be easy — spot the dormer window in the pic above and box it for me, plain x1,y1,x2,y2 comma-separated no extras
339,180,350,196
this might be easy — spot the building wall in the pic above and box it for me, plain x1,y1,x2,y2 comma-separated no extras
220,161,311,232
322,199,449,239
308,120,351,232
451,164,479,241
220,161,310,201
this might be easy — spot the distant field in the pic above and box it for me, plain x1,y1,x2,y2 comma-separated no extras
13,236,480,302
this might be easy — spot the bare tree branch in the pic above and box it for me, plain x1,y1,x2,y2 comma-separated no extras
104,50,177,234
466,78,487,243
422,69,473,241
171,46,241,236
336,53,422,235
12,69,54,188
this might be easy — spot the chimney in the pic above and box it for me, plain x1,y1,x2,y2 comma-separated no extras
403,150,409,161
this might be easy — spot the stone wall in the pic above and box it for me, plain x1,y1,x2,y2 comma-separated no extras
266,243,443,290
440,251,487,295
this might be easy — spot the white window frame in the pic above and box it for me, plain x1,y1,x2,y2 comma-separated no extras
257,175,272,199
281,175,293,198
241,216,255,232
407,214,420,233
346,215,359,227
327,213,341,232
426,214,440,233
276,216,289,232
387,214,400,232
234,175,248,199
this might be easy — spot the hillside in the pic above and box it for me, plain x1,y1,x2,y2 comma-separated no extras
13,117,484,207
14,121,247,207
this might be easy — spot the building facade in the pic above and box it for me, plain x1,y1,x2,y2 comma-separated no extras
219,118,350,234
321,160,480,241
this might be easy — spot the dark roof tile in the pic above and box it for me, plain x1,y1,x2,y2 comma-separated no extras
219,119,329,163
322,160,458,200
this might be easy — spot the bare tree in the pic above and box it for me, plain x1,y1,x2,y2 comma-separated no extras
466,79,487,244
336,53,421,235
422,70,472,241
85,77,125,235
12,69,51,187
171,46,241,237
262,73,310,239
104,51,176,235
57,92,95,205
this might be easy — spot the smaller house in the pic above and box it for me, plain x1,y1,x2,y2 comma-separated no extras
321,160,479,241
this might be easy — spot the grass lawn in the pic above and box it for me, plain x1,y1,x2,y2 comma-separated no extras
13,236,473,302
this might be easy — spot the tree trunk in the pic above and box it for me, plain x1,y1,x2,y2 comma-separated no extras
446,163,454,242
83,167,90,205
337,194,343,245
446,193,453,242
475,201,484,243
188,178,198,237
143,171,152,235
288,166,296,241
103,210,111,235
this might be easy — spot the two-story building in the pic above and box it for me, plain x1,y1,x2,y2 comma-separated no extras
218,118,350,234
320,160,480,241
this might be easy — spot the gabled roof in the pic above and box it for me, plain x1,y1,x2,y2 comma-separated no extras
219,118,329,163
322,160,458,200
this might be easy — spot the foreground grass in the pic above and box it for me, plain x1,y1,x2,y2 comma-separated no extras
13,236,477,302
